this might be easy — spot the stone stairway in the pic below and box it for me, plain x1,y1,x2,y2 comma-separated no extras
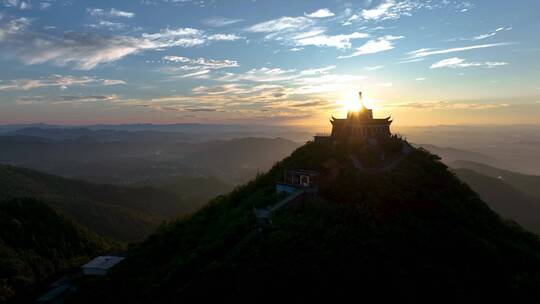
254,189,304,226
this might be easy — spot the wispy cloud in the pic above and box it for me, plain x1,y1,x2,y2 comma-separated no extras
365,65,384,71
39,2,51,9
299,65,336,75
342,0,472,26
185,64,366,99
430,57,508,69
0,17,30,41
1,0,32,10
245,13,369,50
407,42,512,58
305,8,335,18
387,100,509,110
51,94,119,104
293,31,368,49
206,33,243,41
141,27,207,47
86,21,127,31
339,35,404,58
192,83,285,96
361,0,397,21
87,8,135,18
0,75,126,91
246,16,313,33
473,27,512,40
360,0,431,21
456,1,474,13
217,67,300,82
162,55,239,74
14,33,149,70
0,16,242,69
202,17,243,27
103,79,127,85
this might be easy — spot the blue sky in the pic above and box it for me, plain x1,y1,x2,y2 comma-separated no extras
0,0,539,126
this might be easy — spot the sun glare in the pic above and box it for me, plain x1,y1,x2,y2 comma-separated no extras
339,91,375,112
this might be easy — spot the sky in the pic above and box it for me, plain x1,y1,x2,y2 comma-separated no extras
0,0,539,127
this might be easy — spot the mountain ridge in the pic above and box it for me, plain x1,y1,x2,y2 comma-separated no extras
0,164,192,242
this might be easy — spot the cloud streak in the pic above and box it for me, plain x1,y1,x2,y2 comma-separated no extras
408,42,512,58
161,55,239,77
0,75,126,91
293,31,368,49
87,8,135,18
246,16,313,33
430,57,508,69
202,17,243,27
473,27,512,40
387,100,509,110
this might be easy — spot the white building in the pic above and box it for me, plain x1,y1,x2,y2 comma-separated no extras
81,256,125,276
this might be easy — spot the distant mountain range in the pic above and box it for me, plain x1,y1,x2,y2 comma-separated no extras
402,125,540,175
0,124,313,142
413,144,540,234
449,160,540,200
447,160,540,234
414,143,506,168
0,133,301,184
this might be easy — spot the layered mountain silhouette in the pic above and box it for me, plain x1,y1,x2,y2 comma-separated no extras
0,135,300,184
450,160,540,234
0,165,197,242
70,137,540,303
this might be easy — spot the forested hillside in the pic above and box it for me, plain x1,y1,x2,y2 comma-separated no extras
0,165,194,242
0,198,110,303
70,139,540,303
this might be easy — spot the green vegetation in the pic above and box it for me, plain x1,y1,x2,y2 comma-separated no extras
0,165,196,242
132,175,233,205
0,198,110,303
70,139,540,302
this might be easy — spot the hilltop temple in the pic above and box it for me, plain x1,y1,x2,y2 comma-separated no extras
315,92,392,143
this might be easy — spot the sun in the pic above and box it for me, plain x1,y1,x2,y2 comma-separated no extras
342,98,361,112
339,91,373,112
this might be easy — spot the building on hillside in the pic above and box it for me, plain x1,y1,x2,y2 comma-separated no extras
256,169,319,228
275,169,320,194
81,256,125,276
315,92,392,143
